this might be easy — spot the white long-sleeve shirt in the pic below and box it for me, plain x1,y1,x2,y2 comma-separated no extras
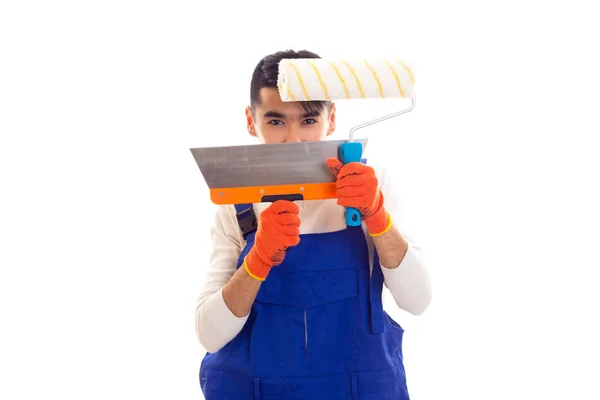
195,159,432,353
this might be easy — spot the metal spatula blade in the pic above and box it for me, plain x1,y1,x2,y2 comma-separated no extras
190,138,368,204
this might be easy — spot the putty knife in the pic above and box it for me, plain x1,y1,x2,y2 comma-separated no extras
190,138,368,205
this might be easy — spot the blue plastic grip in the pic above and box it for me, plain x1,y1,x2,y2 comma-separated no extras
339,141,363,227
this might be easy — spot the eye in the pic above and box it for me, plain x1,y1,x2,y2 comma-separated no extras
303,118,317,124
268,120,283,125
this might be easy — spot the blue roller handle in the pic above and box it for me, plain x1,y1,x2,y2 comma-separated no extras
339,141,363,226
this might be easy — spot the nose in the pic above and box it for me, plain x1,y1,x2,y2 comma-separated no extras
284,126,302,143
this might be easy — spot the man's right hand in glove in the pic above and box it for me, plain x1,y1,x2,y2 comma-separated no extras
244,200,301,280
222,200,301,317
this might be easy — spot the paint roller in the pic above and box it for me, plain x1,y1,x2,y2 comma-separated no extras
277,58,416,226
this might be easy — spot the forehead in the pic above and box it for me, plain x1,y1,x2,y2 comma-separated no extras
258,87,296,107
256,88,317,115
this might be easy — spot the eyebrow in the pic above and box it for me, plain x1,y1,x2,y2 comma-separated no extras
263,110,321,119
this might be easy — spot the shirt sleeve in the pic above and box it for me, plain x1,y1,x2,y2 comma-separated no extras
374,161,433,315
195,205,249,353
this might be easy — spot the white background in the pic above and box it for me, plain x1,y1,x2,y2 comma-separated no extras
1,1,599,399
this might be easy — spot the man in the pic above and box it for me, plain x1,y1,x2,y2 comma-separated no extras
195,49,432,399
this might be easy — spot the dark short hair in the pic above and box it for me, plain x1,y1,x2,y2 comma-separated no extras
249,49,332,115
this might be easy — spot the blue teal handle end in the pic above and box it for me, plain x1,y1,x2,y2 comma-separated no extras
345,208,362,226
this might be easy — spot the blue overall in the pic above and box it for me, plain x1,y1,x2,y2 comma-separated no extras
199,202,410,399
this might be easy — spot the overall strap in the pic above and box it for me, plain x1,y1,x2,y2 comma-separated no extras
234,203,257,242
369,247,386,333
360,157,385,333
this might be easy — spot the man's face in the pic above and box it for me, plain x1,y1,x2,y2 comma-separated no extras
246,88,336,143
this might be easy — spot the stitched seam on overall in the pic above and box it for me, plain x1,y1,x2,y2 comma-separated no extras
203,365,404,379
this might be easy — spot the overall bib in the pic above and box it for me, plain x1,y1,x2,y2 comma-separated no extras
200,202,410,399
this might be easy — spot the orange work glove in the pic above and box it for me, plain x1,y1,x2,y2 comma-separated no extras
326,158,392,236
243,200,301,280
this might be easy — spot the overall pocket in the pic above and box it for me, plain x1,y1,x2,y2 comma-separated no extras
252,267,359,377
